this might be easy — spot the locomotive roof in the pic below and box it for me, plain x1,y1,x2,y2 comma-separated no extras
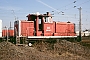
26,13,52,17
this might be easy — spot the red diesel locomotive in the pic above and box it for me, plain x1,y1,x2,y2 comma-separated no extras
14,12,77,39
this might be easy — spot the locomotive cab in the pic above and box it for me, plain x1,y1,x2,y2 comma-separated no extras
26,12,53,36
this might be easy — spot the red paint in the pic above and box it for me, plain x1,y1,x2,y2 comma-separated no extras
44,33,53,36
55,22,75,36
53,33,58,36
36,31,42,36
53,21,55,33
2,30,14,37
21,21,34,36
43,23,53,33
56,22,67,33
14,20,34,36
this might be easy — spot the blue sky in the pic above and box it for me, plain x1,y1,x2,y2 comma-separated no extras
0,0,90,31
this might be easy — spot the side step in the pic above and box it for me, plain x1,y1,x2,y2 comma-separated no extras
16,36,20,44
16,36,27,45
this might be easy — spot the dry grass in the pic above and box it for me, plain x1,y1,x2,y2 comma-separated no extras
0,40,90,60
